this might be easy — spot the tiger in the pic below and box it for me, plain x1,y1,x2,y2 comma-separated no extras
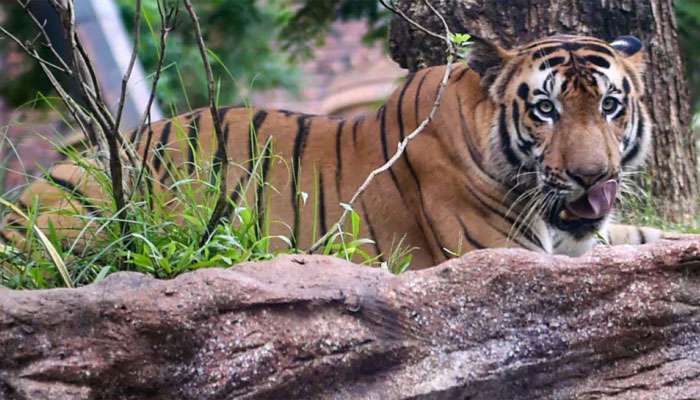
0,34,670,269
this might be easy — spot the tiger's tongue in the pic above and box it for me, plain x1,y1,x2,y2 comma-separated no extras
565,179,618,220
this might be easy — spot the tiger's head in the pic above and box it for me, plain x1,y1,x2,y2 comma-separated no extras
468,34,650,238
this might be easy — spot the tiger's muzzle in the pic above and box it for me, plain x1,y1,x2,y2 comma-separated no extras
544,177,619,237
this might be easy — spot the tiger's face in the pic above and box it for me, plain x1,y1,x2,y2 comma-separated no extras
469,35,650,238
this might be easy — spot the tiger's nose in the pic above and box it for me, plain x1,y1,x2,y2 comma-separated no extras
567,165,608,188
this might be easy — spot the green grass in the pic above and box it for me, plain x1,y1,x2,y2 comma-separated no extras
0,118,411,289
616,170,700,234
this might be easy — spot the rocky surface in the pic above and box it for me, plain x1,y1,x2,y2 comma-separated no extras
1,240,699,399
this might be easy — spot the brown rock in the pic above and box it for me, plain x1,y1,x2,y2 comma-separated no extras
1,240,699,399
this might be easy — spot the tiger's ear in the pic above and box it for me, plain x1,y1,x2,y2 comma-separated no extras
610,35,645,72
467,36,513,89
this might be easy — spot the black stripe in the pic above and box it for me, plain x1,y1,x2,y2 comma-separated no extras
397,73,416,141
582,43,614,56
139,123,156,199
414,71,429,126
217,106,232,122
456,93,485,171
517,83,529,101
520,40,564,51
248,110,269,174
623,78,631,94
360,198,384,262
352,117,362,147
230,181,243,204
379,105,405,199
461,181,536,250
512,100,534,153
398,73,447,261
622,105,644,165
47,174,103,217
248,111,269,236
128,125,145,148
538,56,566,70
376,105,385,121
638,228,647,244
217,111,268,233
623,102,636,149
186,112,202,175
584,55,611,69
225,180,244,219
561,42,588,52
457,216,486,249
334,120,346,201
152,120,172,172
318,171,327,236
128,126,139,143
454,65,470,82
213,120,230,178
16,201,30,215
498,105,521,167
620,63,643,92
496,63,521,98
560,80,569,94
213,107,232,169
278,109,313,118
291,115,312,247
532,46,562,60
256,140,273,236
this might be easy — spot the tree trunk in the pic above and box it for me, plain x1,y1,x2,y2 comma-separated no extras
388,0,698,223
1,240,700,399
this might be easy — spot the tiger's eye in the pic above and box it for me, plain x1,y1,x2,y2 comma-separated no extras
536,100,555,114
602,97,618,114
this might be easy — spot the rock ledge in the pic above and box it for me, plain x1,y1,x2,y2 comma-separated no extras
1,240,699,399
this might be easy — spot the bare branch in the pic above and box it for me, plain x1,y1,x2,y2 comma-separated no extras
308,0,457,254
182,0,230,245
50,0,129,239
16,0,136,247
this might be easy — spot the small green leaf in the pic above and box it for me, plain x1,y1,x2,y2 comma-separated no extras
94,266,112,283
351,210,360,239
449,32,471,46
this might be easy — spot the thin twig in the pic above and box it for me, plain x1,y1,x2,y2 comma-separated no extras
308,0,456,253
0,25,68,72
182,0,230,245
378,0,448,41
35,0,109,155
114,0,142,133
19,0,73,73
132,0,179,200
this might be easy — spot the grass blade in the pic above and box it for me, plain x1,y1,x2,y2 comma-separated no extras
0,196,73,288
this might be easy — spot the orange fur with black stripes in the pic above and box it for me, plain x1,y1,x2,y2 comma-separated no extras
1,34,671,268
